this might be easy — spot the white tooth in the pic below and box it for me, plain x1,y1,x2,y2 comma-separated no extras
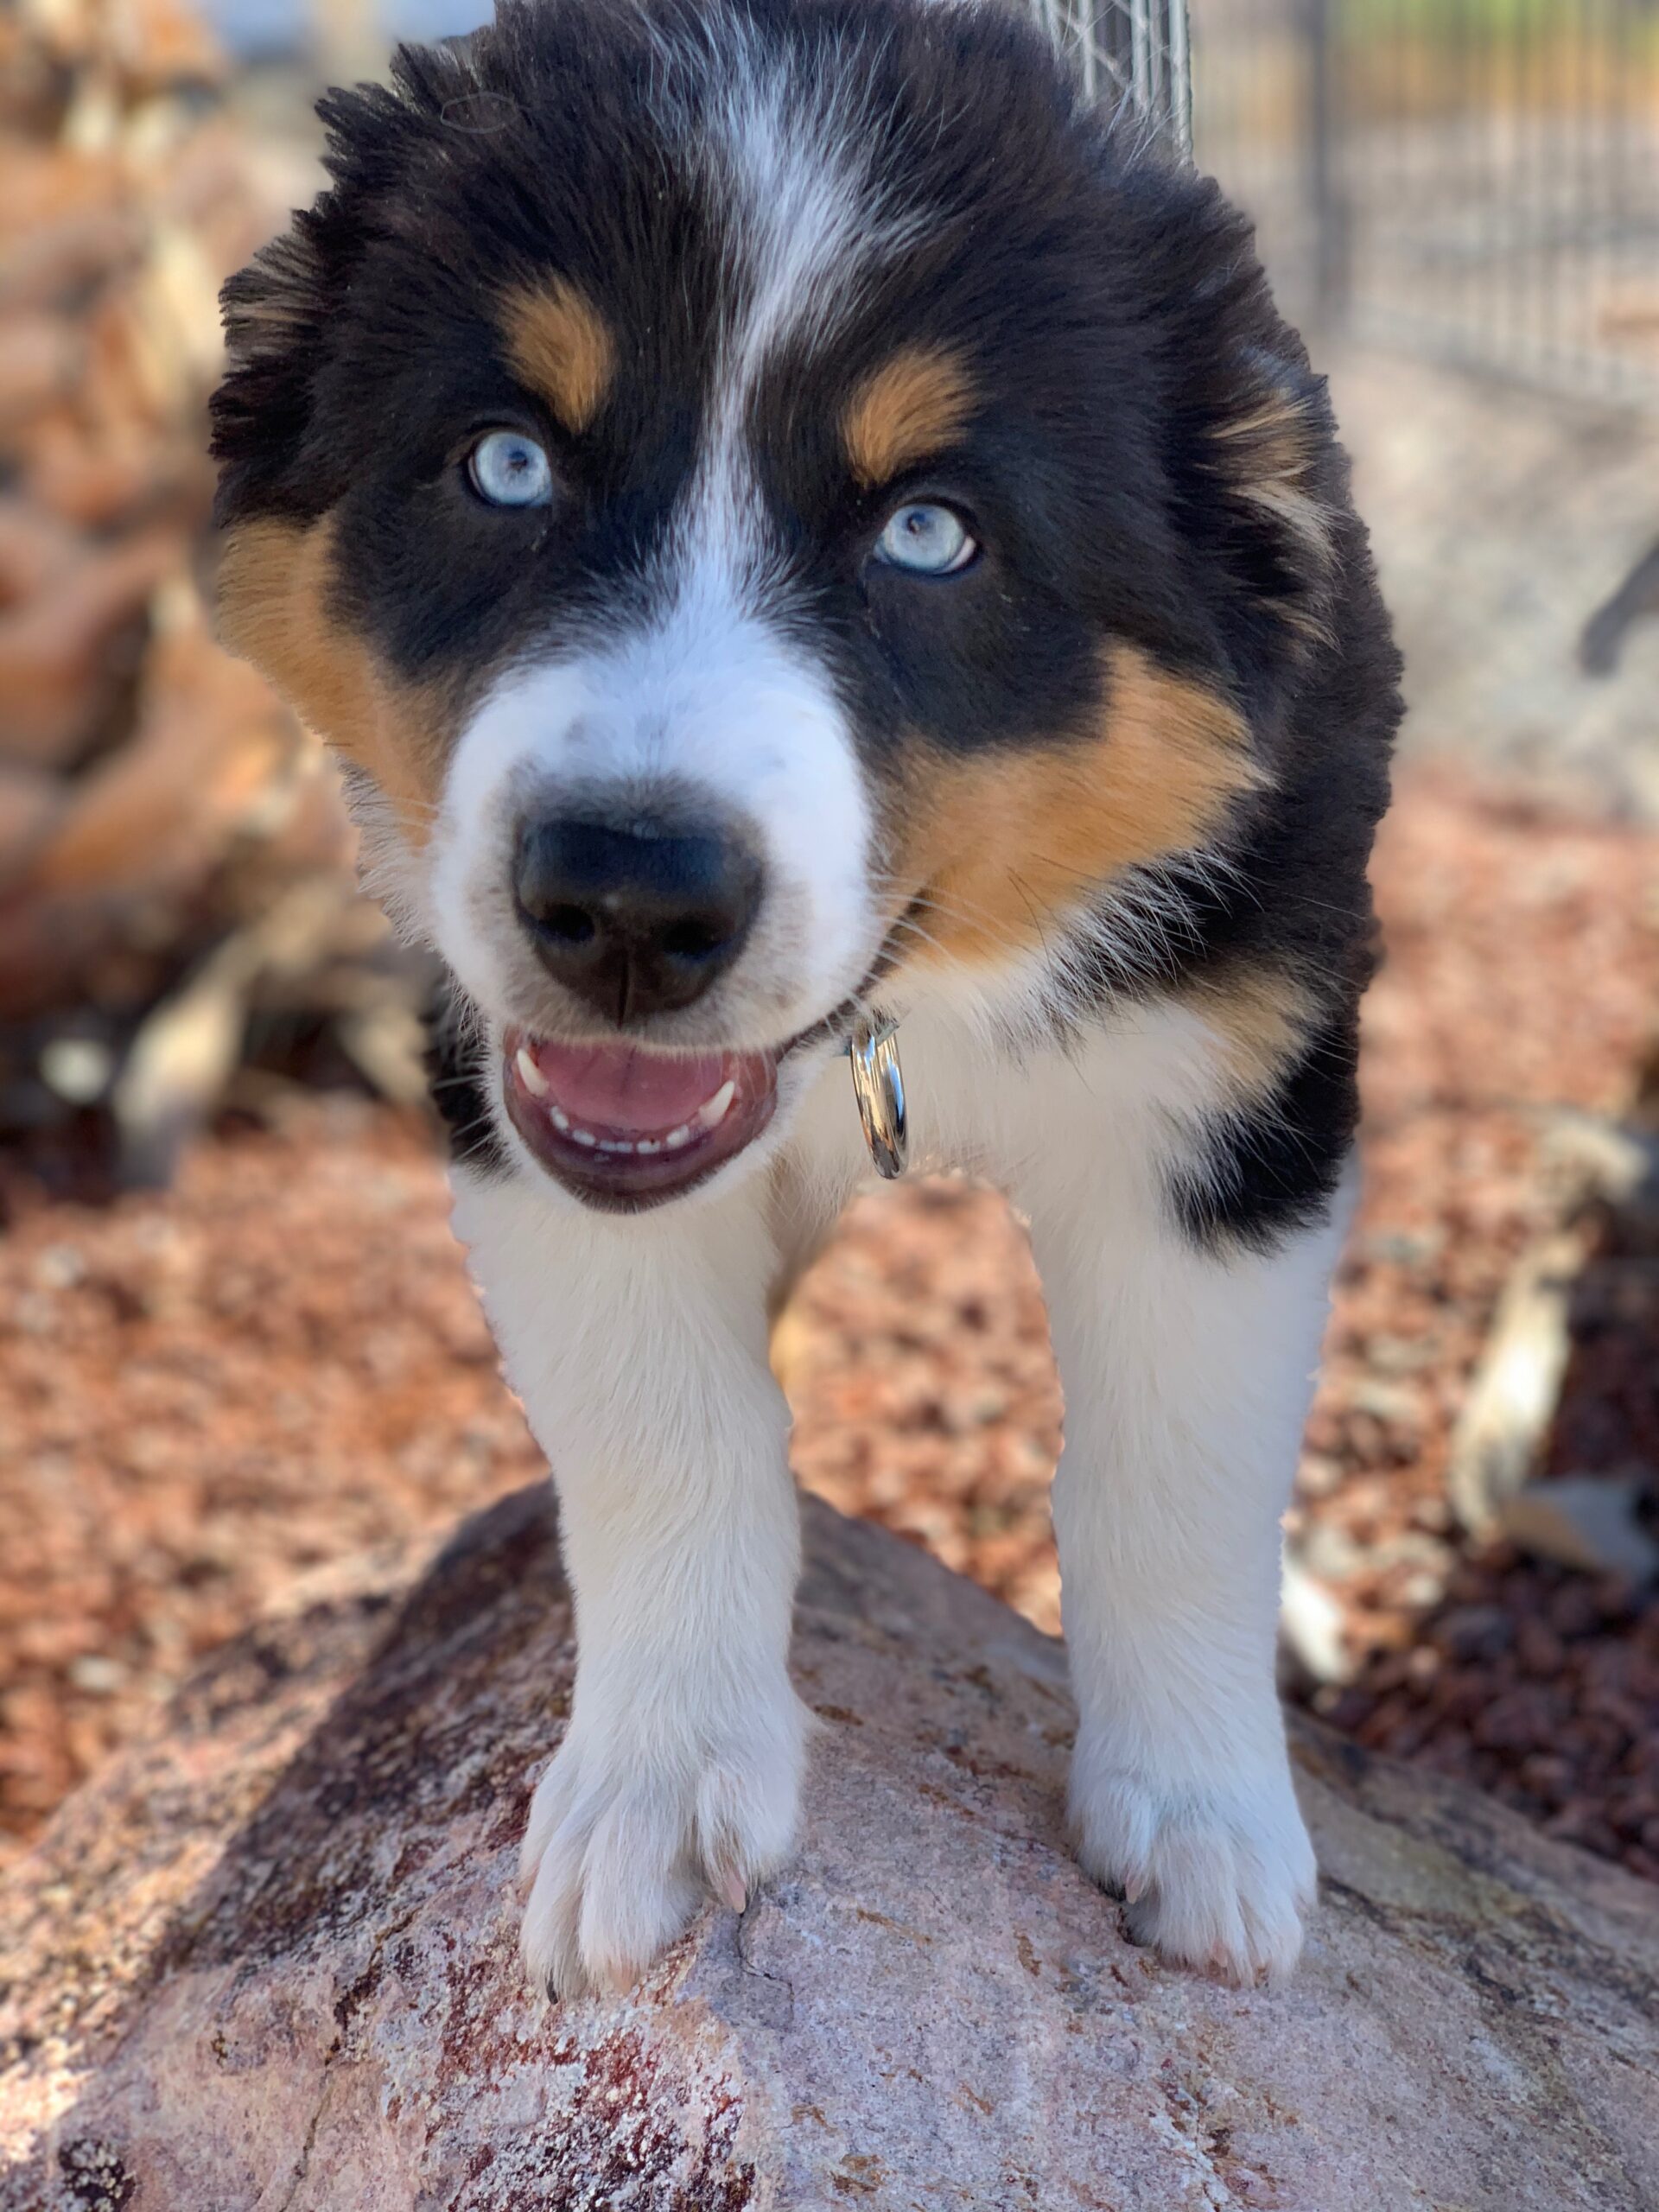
515,1046,550,1098
697,1079,736,1132
597,1139,634,1154
571,1128,599,1148
664,1123,693,1151
550,1105,571,1134
635,1139,662,1154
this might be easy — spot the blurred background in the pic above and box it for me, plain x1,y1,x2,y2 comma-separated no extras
1,0,1656,1895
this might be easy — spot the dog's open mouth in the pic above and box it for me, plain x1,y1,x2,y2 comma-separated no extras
502,1029,780,1207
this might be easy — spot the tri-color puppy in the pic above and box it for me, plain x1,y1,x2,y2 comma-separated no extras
213,0,1400,1994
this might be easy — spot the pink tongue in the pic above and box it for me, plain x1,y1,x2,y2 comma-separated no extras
522,1039,732,1134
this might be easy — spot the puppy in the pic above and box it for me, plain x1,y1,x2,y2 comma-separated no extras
212,0,1400,1995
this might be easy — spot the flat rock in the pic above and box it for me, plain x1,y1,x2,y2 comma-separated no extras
2,1485,1656,2211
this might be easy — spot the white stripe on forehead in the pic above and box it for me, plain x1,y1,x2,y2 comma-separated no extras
703,53,904,394
644,10,932,599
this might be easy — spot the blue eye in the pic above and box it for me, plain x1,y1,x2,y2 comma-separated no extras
468,429,554,508
873,501,976,575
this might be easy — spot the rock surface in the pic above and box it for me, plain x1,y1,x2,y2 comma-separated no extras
2,1486,1656,2212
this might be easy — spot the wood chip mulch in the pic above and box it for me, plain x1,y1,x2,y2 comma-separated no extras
2,769,1656,1882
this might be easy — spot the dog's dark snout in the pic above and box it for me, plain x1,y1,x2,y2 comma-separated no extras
514,811,763,1023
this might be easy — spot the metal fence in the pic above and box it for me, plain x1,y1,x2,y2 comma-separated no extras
1064,0,1659,408
1036,2,1194,146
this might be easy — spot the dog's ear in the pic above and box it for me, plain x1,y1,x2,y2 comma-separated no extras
211,41,474,524
1141,173,1343,677
1191,340,1340,658
211,217,337,523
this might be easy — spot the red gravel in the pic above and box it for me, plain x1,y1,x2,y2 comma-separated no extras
0,1103,544,1859
1,769,1656,1880
1294,777,1659,1880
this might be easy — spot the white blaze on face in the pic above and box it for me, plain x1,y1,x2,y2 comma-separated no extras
685,37,925,538
428,30,931,1046
429,584,878,1045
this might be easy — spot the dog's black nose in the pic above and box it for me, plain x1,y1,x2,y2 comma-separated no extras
514,812,763,1023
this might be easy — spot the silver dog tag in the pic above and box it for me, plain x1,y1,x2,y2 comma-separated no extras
846,1016,907,1179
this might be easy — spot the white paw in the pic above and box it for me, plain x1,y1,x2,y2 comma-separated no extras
518,1697,807,1998
1070,1748,1317,1983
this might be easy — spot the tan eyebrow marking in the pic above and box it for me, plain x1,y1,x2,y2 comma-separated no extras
499,277,615,434
842,346,975,488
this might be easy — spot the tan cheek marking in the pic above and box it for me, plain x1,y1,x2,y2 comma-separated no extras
1180,964,1315,1108
842,346,974,489
499,278,614,434
214,516,448,845
893,645,1262,969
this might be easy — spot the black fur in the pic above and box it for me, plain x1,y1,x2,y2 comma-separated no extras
1173,1002,1363,1251
213,0,1401,1245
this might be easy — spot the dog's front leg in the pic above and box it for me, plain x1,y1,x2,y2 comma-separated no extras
452,1171,804,1998
1019,1160,1347,1982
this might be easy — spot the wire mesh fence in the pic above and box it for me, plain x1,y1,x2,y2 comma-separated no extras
1058,0,1659,408
1034,2,1194,146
